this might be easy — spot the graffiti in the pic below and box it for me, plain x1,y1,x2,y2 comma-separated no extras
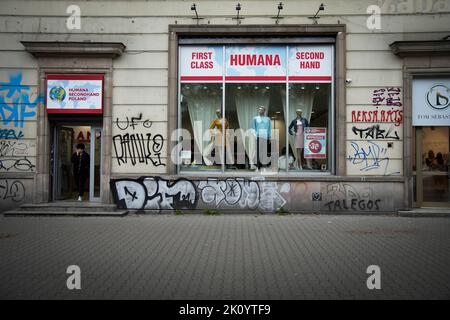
347,86,403,176
351,108,403,127
197,178,289,211
0,180,25,203
111,177,198,211
351,125,400,140
0,156,35,172
347,141,399,175
0,129,24,140
115,113,153,131
111,176,289,212
372,87,402,107
326,182,372,201
112,133,165,167
197,178,260,209
0,141,34,157
110,178,397,213
324,198,381,211
0,73,41,128
259,181,290,211
324,182,381,211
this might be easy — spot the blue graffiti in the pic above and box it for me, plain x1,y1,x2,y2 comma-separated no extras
0,73,42,128
347,141,399,176
0,129,24,140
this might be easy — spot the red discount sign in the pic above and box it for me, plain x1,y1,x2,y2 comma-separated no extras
304,127,327,159
308,140,322,154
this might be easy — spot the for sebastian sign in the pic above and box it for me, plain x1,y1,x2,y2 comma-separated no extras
179,44,333,83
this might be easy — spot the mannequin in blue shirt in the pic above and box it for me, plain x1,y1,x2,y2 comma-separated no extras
251,106,272,170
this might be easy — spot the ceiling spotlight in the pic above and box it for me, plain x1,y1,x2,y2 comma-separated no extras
233,3,244,24
190,3,203,24
308,3,325,24
272,2,284,24
315,84,320,90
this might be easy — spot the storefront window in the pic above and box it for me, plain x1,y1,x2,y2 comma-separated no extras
178,43,334,174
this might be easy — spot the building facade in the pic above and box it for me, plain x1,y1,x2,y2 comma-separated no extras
1,0,449,213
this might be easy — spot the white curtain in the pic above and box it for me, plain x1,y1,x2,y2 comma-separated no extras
282,86,315,153
235,87,270,166
185,89,221,158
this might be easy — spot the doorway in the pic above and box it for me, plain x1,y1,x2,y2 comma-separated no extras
414,126,450,207
52,124,103,202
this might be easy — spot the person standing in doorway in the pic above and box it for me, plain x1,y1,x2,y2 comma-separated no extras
71,143,90,201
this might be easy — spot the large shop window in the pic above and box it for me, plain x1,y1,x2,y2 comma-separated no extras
179,44,334,173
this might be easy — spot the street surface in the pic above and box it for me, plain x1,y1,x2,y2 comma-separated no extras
0,214,449,299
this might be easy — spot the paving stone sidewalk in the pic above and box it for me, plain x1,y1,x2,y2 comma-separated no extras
0,214,449,300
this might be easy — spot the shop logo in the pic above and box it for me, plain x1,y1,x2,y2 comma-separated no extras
49,86,66,102
426,84,450,111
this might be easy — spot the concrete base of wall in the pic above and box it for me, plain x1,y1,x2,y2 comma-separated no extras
398,208,450,217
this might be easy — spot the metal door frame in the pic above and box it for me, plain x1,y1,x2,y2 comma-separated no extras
52,125,75,201
89,126,103,202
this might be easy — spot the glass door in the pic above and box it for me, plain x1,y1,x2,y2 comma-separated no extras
415,126,450,207
53,126,75,200
89,126,103,202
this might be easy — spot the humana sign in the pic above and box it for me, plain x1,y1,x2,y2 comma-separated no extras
229,54,282,66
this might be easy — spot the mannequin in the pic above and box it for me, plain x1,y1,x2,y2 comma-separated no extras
203,109,233,166
251,106,272,170
288,108,309,169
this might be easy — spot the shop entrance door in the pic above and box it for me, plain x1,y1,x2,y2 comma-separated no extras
53,126,75,201
53,124,103,202
414,126,450,207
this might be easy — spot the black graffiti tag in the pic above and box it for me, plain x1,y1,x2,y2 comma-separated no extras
0,180,25,202
112,133,165,167
0,157,35,172
352,125,400,140
115,113,153,131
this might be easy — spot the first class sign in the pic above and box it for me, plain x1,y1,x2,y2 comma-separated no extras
180,45,333,83
46,74,104,114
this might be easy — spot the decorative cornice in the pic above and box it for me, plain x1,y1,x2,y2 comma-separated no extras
390,40,450,57
21,41,126,58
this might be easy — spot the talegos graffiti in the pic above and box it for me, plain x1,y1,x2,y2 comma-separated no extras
110,176,290,212
323,182,381,212
0,179,26,203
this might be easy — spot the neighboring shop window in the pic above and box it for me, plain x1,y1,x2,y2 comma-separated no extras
179,44,334,173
